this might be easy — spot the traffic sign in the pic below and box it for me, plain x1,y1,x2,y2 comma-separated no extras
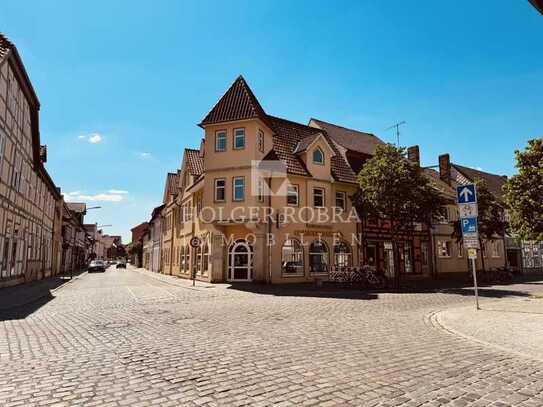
458,203,478,218
461,217,478,237
190,236,202,248
467,248,477,259
457,184,477,204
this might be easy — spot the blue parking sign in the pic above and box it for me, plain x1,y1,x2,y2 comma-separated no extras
457,184,476,204
461,217,478,236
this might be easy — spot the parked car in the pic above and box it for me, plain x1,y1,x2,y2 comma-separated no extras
116,262,126,269
88,260,106,273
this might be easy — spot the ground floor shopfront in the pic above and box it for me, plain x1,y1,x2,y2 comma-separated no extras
162,220,433,284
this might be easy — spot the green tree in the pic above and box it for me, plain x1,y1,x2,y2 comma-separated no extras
451,179,508,271
504,138,543,243
355,144,446,288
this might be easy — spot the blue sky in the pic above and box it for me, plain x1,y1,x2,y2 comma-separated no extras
1,1,542,242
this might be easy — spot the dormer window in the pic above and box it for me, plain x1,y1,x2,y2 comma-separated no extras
234,128,245,150
313,147,324,165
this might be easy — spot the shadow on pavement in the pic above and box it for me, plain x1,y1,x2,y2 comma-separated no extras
227,278,539,301
0,270,86,321
227,283,379,300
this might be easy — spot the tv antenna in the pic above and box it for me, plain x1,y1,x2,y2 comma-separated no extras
385,121,406,146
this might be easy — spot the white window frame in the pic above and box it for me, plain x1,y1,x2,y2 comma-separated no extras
313,147,324,165
335,191,346,212
233,128,245,150
215,130,227,152
287,185,299,207
214,178,226,202
313,188,325,208
257,129,264,153
438,241,451,258
232,176,245,202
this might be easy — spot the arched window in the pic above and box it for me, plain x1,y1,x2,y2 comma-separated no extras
202,242,209,276
313,147,324,165
282,239,304,275
309,240,329,274
334,241,352,268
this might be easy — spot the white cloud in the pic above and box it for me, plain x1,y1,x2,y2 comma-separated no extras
65,190,128,203
78,132,104,144
476,167,484,171
138,152,151,159
88,133,103,144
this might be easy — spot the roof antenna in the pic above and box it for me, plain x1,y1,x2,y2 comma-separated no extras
385,121,406,147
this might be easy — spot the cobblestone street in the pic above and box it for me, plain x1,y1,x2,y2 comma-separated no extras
1,267,543,407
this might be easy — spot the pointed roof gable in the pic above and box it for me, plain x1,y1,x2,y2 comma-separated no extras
162,172,180,203
199,75,266,126
183,148,204,176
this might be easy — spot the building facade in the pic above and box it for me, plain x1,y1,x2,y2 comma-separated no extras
0,35,63,288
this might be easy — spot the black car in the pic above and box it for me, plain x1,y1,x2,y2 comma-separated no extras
88,260,106,273
116,262,127,269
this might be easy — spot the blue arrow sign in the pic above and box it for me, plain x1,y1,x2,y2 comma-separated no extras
461,217,478,236
457,184,477,204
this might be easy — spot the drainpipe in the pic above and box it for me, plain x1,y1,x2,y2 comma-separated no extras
267,177,272,284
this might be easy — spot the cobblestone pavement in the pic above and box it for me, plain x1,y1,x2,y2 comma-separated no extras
1,268,543,407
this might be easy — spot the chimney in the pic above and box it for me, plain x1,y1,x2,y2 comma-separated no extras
438,154,451,185
39,145,47,163
199,138,205,158
407,145,420,167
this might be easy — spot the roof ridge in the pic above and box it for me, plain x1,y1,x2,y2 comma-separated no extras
453,163,506,178
310,117,376,136
266,114,322,132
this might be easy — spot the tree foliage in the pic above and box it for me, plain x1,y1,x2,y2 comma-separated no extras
355,144,446,287
355,144,446,231
504,138,543,243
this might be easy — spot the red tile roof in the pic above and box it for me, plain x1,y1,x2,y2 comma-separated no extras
309,118,384,156
199,75,266,126
423,168,456,201
199,76,357,184
184,148,204,176
162,172,180,203
452,164,507,200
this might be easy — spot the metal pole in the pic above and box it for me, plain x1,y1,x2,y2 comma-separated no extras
471,257,479,310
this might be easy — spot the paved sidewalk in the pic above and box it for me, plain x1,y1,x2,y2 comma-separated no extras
131,265,216,289
0,269,86,311
436,293,543,363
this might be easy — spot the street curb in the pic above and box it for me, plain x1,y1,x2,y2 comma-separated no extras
131,267,214,291
429,307,543,364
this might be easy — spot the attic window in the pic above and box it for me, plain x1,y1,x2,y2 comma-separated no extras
313,147,324,165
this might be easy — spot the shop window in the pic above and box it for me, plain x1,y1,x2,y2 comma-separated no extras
334,241,352,268
309,240,329,274
202,243,209,275
438,241,451,258
281,239,304,275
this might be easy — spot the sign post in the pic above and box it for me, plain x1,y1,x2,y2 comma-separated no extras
457,184,480,310
189,236,202,286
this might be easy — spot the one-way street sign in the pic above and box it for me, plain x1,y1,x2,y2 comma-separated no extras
457,184,477,204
